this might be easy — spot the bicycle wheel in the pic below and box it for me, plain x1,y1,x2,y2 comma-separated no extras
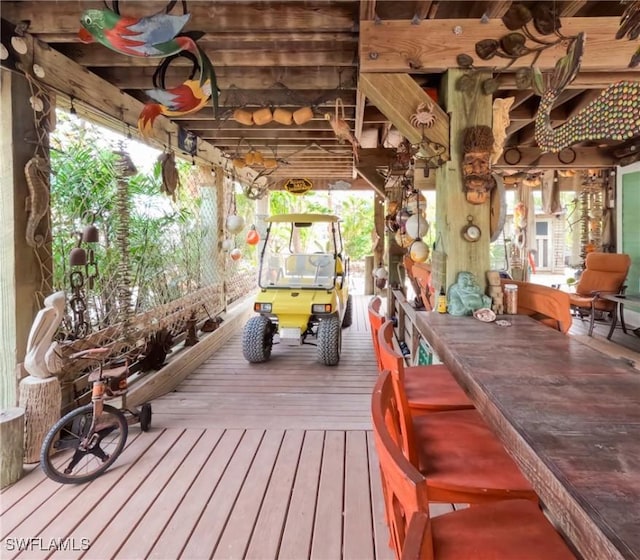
40,403,128,484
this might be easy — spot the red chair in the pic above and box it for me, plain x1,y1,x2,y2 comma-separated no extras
373,369,538,505
367,296,386,372
372,371,576,560
378,319,473,413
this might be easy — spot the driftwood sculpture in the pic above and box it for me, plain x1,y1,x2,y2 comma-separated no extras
24,290,65,378
24,155,50,248
534,32,640,153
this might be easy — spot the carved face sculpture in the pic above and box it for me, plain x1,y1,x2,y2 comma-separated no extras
462,125,495,205
462,150,493,204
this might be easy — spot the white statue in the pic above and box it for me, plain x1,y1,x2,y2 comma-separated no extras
24,291,66,378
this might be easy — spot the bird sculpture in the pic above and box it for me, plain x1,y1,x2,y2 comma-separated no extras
78,6,191,58
616,0,640,67
324,113,360,163
533,33,640,153
138,39,219,135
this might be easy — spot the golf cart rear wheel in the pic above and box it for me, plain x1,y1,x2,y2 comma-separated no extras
341,294,353,328
317,315,341,366
242,315,274,363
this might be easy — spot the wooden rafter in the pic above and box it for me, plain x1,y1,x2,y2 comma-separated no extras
360,18,640,72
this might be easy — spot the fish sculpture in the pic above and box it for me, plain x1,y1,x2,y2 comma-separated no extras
533,33,640,153
138,39,219,135
78,4,190,58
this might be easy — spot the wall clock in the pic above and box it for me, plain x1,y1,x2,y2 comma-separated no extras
462,216,481,242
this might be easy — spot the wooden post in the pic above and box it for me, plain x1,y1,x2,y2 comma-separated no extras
0,71,48,410
364,256,374,295
436,69,492,290
0,408,25,488
19,376,62,463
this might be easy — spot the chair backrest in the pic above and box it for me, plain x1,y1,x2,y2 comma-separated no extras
377,320,419,467
371,371,431,559
403,256,434,311
499,279,572,333
576,252,631,297
367,296,385,371
378,319,406,378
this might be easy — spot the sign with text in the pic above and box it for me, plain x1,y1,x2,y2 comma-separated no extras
283,178,313,195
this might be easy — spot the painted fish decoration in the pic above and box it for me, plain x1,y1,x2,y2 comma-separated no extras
78,7,191,57
533,33,640,152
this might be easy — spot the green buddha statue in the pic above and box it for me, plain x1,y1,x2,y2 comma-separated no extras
447,271,491,316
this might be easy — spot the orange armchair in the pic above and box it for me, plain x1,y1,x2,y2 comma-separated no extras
568,252,631,336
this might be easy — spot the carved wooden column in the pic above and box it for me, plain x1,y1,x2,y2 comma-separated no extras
435,69,492,290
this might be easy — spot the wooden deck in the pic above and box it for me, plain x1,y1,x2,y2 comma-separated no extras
1,296,404,560
4,293,634,559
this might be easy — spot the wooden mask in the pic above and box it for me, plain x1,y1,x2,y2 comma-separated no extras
462,126,495,204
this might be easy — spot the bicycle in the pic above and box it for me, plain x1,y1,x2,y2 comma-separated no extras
40,347,152,484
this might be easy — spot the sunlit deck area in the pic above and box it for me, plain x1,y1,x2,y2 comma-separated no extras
1,295,401,560
2,294,639,560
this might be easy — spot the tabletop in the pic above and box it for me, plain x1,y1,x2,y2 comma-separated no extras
413,312,640,560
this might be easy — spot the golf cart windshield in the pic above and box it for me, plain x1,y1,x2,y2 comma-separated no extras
259,214,342,289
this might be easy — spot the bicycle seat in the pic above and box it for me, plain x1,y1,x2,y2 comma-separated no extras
88,364,127,382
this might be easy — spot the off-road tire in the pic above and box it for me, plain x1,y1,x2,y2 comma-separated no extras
242,315,274,363
341,294,353,328
317,315,341,366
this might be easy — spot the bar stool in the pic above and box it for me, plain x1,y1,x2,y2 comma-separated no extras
371,372,576,559
378,319,474,413
373,370,538,505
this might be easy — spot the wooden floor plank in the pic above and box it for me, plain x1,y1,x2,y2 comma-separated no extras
244,431,304,560
47,430,183,560
343,431,375,560
116,429,224,559
214,430,285,560
147,430,244,560
85,429,204,559
366,431,395,560
311,431,345,560
180,430,265,560
7,431,160,560
1,297,393,560
278,431,325,560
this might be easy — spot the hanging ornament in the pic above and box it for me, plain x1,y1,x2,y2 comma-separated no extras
221,238,234,252
405,214,430,239
409,240,430,263
226,214,245,234
374,265,389,280
230,248,242,261
246,225,260,245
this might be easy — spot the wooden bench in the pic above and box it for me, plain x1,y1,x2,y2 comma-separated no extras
500,280,572,334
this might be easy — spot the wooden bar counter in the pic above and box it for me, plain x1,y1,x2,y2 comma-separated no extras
413,312,640,560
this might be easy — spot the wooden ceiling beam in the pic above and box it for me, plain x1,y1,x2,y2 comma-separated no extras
180,118,355,132
483,1,513,19
494,146,614,168
55,44,357,68
37,31,359,46
413,1,435,20
360,18,640,72
1,2,358,34
355,167,387,199
97,67,357,91
359,73,449,159
498,71,640,89
360,0,377,20
203,130,343,140
559,1,589,17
